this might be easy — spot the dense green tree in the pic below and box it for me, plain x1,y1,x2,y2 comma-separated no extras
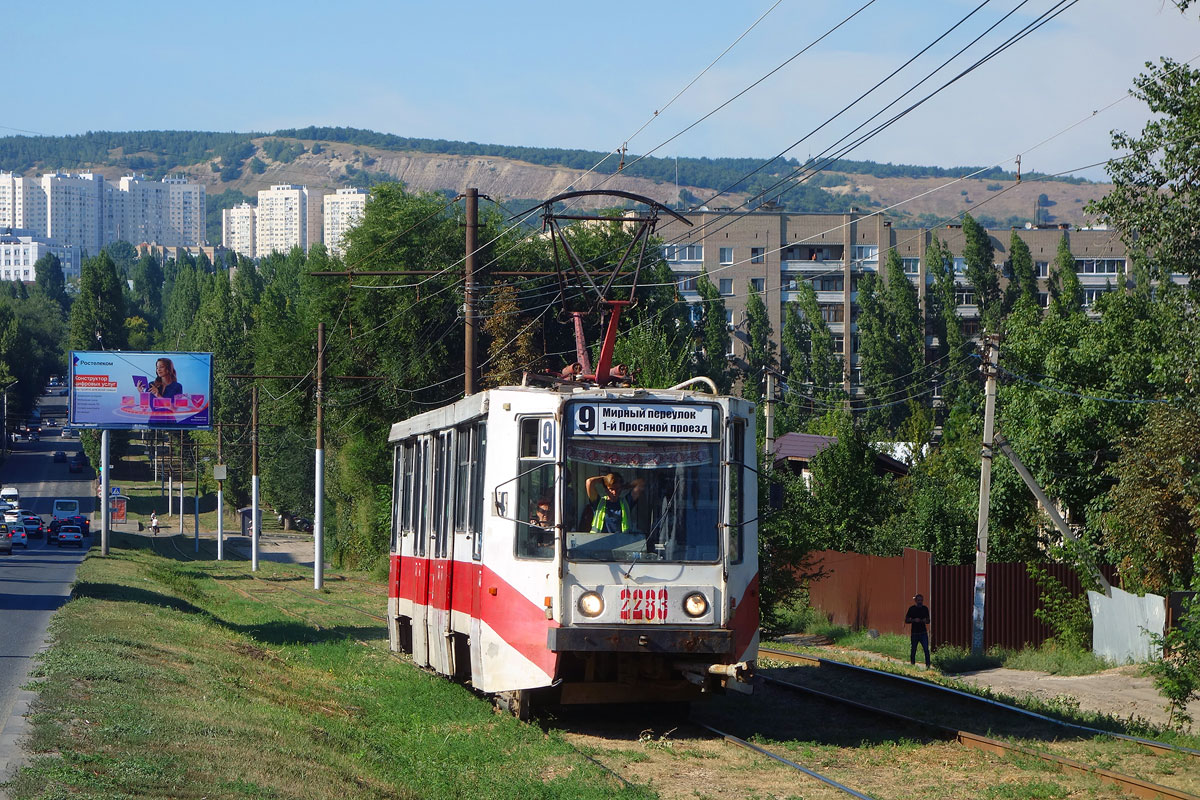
130,253,164,326
1004,231,1037,311
1090,57,1200,283
163,262,201,349
34,253,67,313
103,241,138,275
481,284,539,387
741,289,776,404
68,252,127,351
694,271,732,394
1101,405,1200,593
778,282,842,434
962,213,1000,326
1048,234,1083,316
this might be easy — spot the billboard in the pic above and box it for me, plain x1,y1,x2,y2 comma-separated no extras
69,351,213,430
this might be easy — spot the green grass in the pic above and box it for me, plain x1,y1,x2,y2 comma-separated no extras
5,535,651,799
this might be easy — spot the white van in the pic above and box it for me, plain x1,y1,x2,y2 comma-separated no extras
52,499,79,520
0,487,19,505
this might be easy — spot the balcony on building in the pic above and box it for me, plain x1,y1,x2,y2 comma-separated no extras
780,243,845,272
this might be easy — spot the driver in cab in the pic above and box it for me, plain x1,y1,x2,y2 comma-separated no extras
585,472,645,533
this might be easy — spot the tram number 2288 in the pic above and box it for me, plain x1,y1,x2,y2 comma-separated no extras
620,588,668,622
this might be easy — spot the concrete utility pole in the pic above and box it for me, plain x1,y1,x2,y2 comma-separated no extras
464,187,479,396
314,322,325,590
972,333,1000,655
764,370,776,464
251,385,260,572
193,439,200,552
178,431,185,536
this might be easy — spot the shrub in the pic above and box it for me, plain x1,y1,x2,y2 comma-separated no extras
1027,561,1092,651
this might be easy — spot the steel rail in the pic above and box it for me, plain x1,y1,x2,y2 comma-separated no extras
760,645,1200,758
694,722,875,799
761,672,1200,800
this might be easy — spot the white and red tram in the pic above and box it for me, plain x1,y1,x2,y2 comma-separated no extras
387,380,759,708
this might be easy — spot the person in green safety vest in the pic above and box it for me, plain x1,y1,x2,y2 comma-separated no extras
585,471,644,533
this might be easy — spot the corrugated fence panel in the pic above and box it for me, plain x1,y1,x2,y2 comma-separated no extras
932,561,1118,650
805,549,930,636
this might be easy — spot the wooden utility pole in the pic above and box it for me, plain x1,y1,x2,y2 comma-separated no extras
464,187,479,396
972,333,999,655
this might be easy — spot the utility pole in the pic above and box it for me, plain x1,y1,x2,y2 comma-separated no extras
764,370,776,464
193,439,200,552
314,322,325,590
464,187,479,396
216,422,224,561
972,333,999,655
251,385,260,572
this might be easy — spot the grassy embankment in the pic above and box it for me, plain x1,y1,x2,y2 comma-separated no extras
5,533,646,799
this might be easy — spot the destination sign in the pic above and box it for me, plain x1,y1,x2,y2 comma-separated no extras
570,403,716,440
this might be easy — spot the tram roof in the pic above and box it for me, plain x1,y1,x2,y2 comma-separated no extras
387,383,750,442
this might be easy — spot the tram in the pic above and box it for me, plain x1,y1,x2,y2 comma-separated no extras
386,379,759,709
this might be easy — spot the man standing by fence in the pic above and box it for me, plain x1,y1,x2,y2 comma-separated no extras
906,594,931,668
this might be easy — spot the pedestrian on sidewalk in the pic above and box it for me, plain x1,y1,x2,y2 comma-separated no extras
150,511,159,536
905,594,931,668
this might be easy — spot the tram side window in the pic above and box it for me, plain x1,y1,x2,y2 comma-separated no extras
728,420,746,564
391,445,403,552
517,417,555,560
415,439,428,557
454,427,472,532
432,432,454,558
401,441,415,536
470,422,486,561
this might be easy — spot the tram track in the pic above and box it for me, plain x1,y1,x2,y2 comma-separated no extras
758,646,1200,800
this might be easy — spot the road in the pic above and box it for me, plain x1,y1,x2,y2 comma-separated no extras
0,391,95,788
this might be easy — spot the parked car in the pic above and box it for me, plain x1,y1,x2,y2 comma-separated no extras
56,525,83,548
53,451,66,462
21,514,43,538
7,524,26,548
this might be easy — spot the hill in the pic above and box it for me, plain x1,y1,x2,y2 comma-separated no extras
0,128,1109,243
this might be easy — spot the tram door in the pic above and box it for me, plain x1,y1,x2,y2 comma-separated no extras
426,430,455,675
410,437,432,667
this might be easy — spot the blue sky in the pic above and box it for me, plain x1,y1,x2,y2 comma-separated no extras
9,0,1197,179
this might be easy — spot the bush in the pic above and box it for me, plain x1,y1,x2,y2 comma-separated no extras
932,644,1005,673
1027,562,1092,651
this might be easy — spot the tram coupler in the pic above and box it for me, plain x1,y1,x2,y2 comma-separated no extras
674,661,754,694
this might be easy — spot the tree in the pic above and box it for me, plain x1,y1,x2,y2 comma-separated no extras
741,289,776,404
130,253,165,326
694,271,732,393
1090,57,1200,283
68,252,127,352
778,283,841,434
34,253,68,313
1101,405,1200,594
1004,231,1037,311
962,214,1000,326
1048,234,1083,316
481,284,539,387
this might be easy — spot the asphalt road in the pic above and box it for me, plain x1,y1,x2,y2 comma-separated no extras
0,392,94,789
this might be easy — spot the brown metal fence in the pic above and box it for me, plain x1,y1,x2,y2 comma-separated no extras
805,550,1116,650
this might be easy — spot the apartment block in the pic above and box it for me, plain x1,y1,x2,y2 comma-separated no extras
0,228,79,281
323,187,367,257
654,210,1162,391
42,172,105,256
255,184,308,258
222,202,256,259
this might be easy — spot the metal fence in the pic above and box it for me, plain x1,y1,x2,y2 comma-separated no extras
805,549,1116,650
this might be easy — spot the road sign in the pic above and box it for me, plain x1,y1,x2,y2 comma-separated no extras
110,487,122,497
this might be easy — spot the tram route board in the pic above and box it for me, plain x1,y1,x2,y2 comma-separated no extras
569,403,716,439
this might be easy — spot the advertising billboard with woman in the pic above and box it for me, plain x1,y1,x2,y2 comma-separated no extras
68,351,213,430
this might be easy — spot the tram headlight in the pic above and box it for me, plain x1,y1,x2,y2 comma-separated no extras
578,591,604,618
683,592,709,618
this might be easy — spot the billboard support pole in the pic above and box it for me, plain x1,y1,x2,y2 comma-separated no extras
193,440,200,552
216,422,224,561
178,431,184,535
101,429,110,556
251,385,260,572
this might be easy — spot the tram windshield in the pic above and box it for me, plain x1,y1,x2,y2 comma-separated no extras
563,437,721,563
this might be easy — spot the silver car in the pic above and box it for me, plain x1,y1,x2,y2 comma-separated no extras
56,525,83,548
7,524,26,548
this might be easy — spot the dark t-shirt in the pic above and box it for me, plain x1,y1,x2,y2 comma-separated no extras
906,604,930,636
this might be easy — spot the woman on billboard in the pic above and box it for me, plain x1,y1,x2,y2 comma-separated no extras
148,357,183,399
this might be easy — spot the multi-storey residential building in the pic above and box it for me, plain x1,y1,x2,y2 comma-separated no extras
0,228,79,281
255,184,308,258
222,202,256,259
42,172,105,256
1,172,206,257
654,210,1171,392
323,187,367,257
